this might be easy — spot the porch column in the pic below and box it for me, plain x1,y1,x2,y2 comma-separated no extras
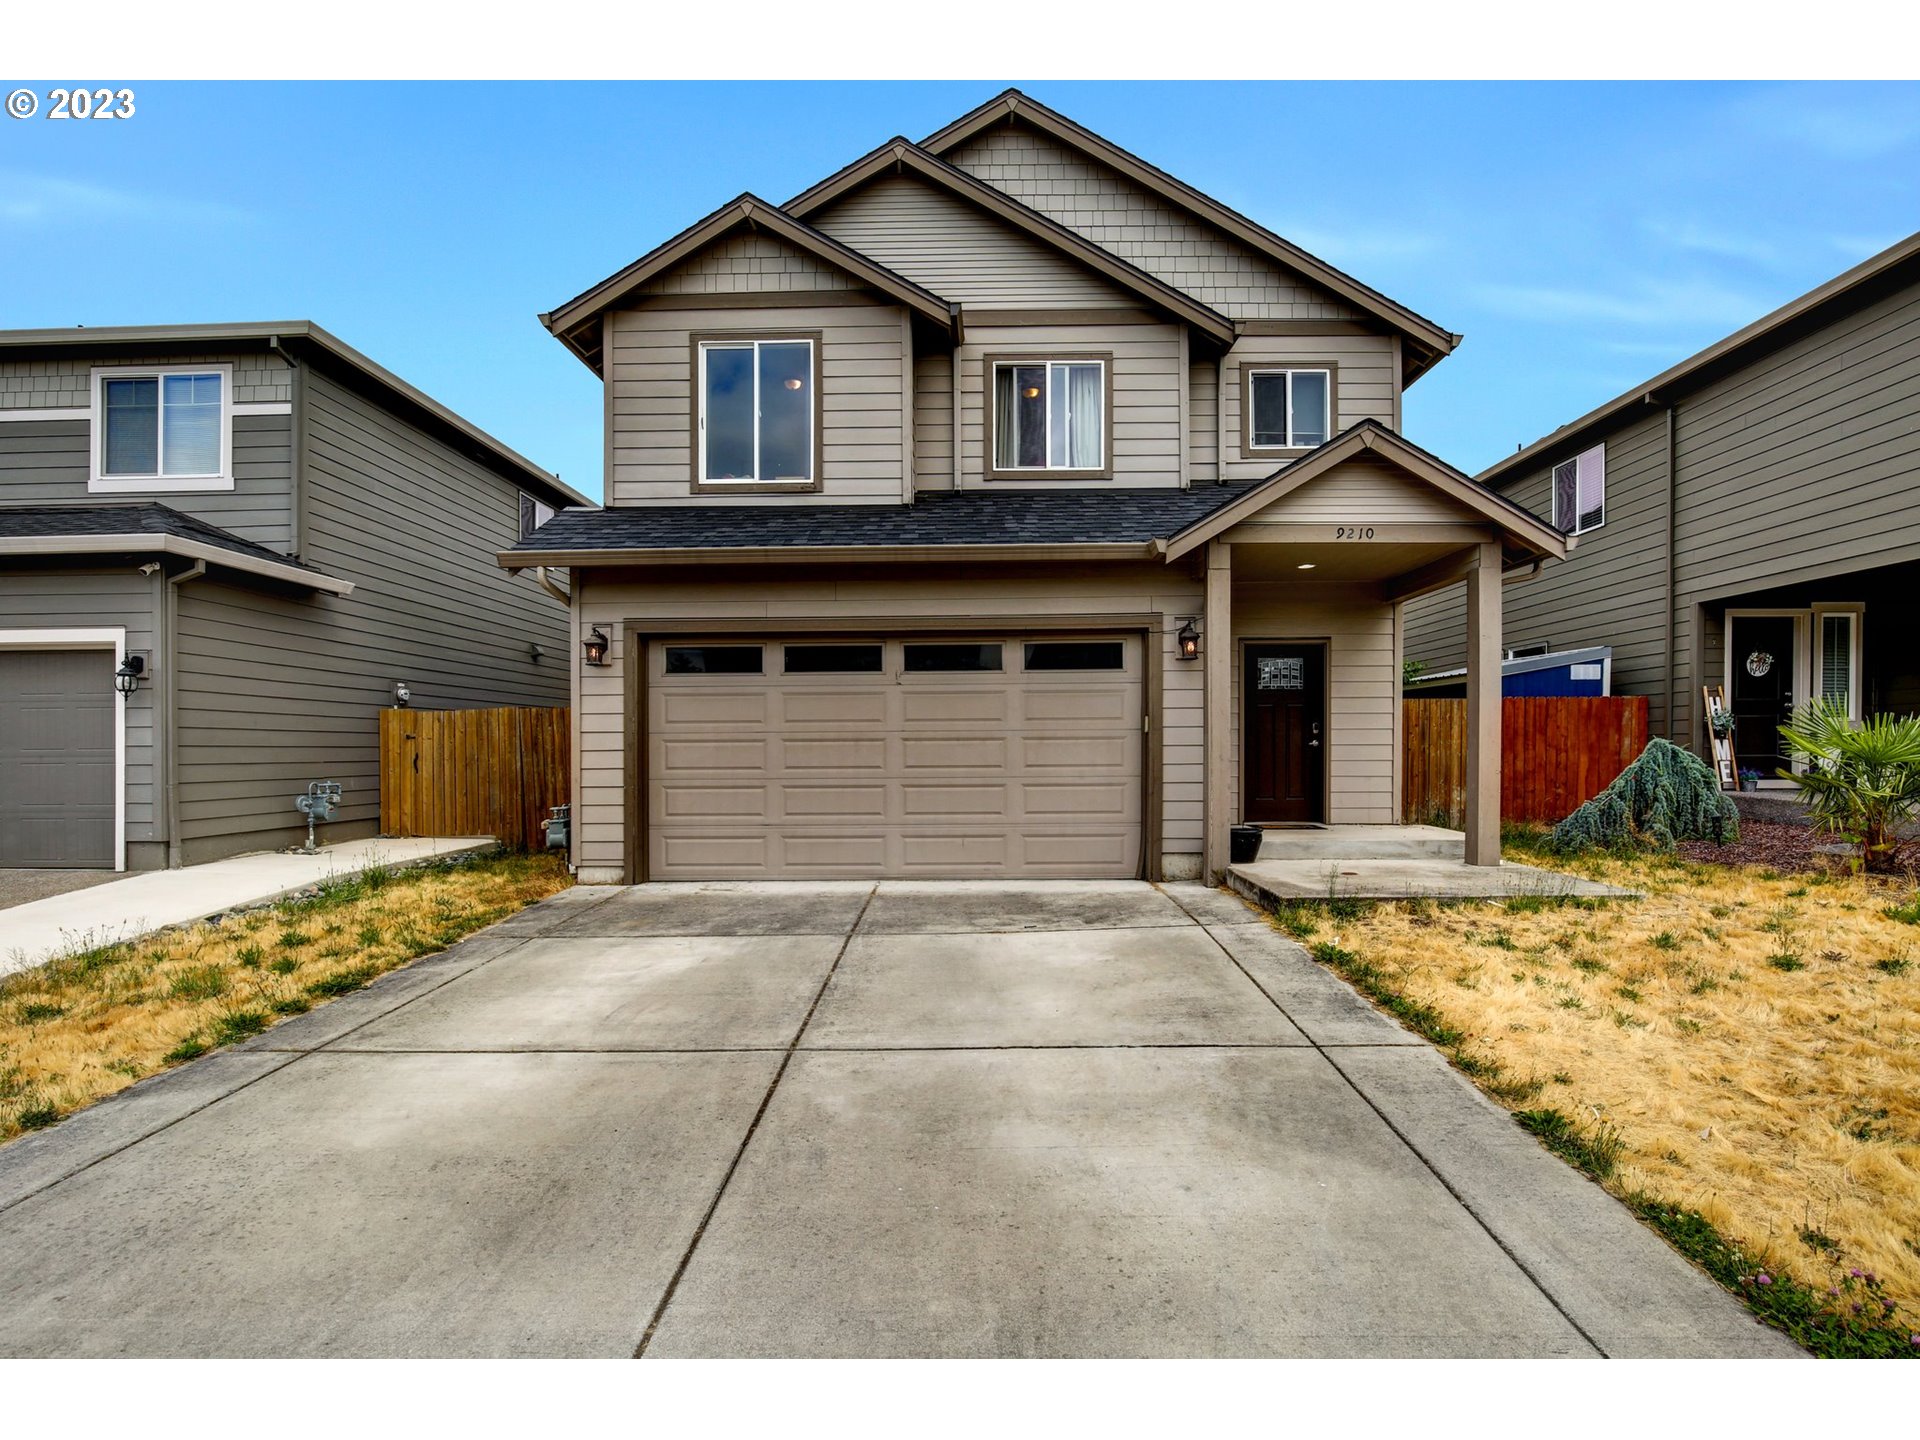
1465,540,1503,866
1203,540,1233,880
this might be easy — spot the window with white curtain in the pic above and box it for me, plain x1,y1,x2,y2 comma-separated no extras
1247,368,1331,450
1551,444,1606,534
90,365,230,490
991,359,1105,473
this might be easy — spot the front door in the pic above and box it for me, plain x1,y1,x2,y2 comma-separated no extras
1729,615,1796,777
1243,643,1324,824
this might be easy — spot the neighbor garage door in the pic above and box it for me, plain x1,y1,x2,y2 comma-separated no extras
0,649,116,868
646,634,1143,879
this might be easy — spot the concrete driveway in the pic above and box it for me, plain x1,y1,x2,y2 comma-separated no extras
0,880,1793,1358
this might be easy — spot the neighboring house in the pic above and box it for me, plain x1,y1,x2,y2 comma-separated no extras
0,322,588,870
1405,231,1920,783
505,90,1565,884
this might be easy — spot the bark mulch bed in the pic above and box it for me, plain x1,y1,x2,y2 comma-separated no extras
1676,818,1920,874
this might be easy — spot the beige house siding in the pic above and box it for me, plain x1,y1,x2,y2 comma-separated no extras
912,349,955,491
809,173,1139,307
955,321,1184,489
571,561,1207,882
947,122,1363,322
1248,453,1487,526
1188,357,1218,484
605,298,908,505
1231,584,1398,825
638,230,859,297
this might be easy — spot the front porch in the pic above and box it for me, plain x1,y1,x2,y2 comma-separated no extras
1164,423,1572,881
1222,824,1631,902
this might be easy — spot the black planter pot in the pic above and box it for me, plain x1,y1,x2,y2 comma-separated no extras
1229,824,1263,865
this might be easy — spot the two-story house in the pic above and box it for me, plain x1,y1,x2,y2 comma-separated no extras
1405,230,1920,784
505,91,1567,884
0,321,588,870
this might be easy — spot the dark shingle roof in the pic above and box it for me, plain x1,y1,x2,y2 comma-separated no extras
0,502,322,570
510,483,1266,555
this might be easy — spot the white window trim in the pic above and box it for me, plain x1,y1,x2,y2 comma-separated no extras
696,338,815,486
88,363,235,493
0,626,127,871
1552,443,1607,536
1812,603,1865,720
1247,367,1332,451
990,359,1108,472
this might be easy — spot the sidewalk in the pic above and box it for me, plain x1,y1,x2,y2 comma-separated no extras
0,837,496,980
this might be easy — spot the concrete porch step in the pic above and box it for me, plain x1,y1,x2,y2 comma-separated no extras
1254,824,1465,862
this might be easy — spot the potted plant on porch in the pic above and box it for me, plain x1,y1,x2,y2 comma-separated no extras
1739,768,1762,792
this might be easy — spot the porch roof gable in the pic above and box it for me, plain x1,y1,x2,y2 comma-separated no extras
1158,421,1570,563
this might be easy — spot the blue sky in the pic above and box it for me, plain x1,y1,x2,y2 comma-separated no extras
3,80,1917,500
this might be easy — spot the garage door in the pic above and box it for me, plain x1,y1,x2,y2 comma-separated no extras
0,650,116,868
646,634,1144,879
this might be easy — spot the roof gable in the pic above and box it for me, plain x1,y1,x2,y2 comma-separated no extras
921,91,1459,381
785,139,1234,343
541,195,957,373
1162,421,1567,562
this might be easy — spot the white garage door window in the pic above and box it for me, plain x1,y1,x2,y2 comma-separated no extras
646,634,1144,879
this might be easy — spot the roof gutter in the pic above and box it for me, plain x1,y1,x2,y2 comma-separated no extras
500,541,1157,569
0,535,354,595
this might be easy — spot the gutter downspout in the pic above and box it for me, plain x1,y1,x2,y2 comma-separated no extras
534,565,570,606
164,559,207,868
269,336,307,562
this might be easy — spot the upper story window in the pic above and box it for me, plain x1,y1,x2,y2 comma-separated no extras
1244,366,1332,454
1552,444,1606,535
989,357,1108,478
90,364,231,492
519,492,555,539
696,335,817,490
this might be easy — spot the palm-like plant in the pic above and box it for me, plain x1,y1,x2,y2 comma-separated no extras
1778,701,1920,872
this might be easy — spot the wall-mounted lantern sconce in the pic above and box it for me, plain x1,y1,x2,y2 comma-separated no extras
393,680,412,707
582,627,611,667
1176,619,1200,662
114,654,146,696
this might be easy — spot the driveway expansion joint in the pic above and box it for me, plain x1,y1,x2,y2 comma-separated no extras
631,884,879,1359
1164,885,1609,1358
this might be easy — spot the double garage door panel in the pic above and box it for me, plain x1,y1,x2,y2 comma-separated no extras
649,636,1143,879
0,650,116,868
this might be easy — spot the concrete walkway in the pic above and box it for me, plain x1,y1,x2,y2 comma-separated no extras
0,879,1793,1358
1229,824,1634,902
0,836,496,979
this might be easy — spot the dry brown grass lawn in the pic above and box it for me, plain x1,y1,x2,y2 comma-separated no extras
1291,845,1920,1314
0,850,570,1144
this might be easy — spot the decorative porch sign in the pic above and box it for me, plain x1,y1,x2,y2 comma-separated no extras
1258,656,1304,691
1702,684,1735,788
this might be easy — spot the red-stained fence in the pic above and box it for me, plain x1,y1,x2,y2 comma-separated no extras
1402,696,1650,827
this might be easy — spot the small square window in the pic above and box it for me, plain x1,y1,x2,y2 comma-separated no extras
698,337,816,486
1246,368,1332,452
903,643,1002,673
990,359,1106,474
519,493,556,539
663,646,763,675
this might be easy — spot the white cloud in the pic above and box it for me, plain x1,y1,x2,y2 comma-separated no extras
1641,218,1780,267
1730,84,1920,160
0,171,250,228
1470,277,1766,329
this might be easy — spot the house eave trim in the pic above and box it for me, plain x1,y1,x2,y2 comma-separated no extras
500,540,1156,569
0,534,355,595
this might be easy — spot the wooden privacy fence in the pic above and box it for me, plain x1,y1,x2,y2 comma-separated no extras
1403,696,1649,827
380,706,570,850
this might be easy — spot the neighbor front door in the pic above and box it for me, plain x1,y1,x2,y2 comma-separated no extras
1243,643,1324,824
1729,615,1796,778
